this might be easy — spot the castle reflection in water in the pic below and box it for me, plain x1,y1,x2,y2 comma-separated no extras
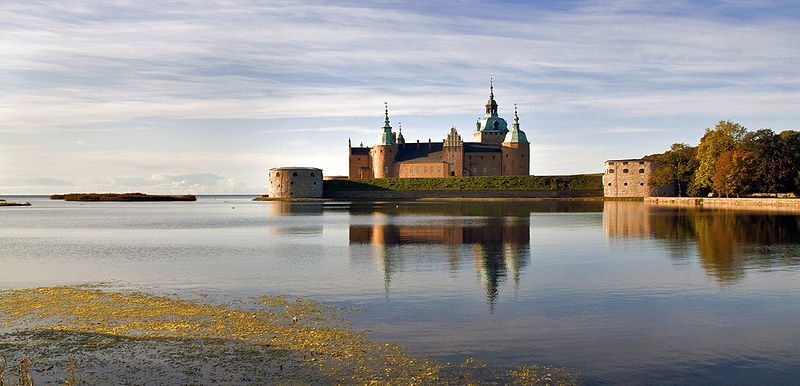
347,202,538,312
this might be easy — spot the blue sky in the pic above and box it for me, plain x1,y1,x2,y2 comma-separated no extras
2,0,799,194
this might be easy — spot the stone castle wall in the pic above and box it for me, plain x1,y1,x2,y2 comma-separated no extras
604,159,656,197
268,167,323,198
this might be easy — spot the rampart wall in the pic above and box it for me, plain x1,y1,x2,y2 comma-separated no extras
324,189,602,199
646,197,800,212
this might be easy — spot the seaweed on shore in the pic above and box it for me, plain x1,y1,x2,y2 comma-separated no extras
0,286,578,385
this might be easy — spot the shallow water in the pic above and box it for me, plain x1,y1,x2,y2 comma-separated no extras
1,196,799,384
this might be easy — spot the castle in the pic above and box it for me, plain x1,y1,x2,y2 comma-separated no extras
348,83,531,178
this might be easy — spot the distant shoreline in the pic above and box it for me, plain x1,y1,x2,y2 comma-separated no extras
50,193,197,202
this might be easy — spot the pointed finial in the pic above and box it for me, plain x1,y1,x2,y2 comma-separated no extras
514,103,518,117
398,121,402,132
489,76,494,96
384,101,388,116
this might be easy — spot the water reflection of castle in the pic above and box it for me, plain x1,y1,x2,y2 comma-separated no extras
349,204,531,312
603,201,800,283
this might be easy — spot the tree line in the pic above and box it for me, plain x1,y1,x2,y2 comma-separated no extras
644,120,800,197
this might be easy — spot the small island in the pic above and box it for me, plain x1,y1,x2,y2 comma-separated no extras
50,193,197,202
0,198,31,207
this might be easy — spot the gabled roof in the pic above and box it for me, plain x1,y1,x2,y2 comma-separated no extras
464,143,502,153
395,142,444,162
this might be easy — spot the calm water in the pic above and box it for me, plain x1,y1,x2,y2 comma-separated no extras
2,196,800,384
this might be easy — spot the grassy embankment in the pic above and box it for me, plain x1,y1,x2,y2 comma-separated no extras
324,174,603,191
50,193,197,201
0,286,578,384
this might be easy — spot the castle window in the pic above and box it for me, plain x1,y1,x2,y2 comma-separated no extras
276,172,280,177
292,172,298,177
608,183,612,186
639,161,645,165
472,167,477,173
492,156,495,160
623,161,629,165
417,166,420,173
483,167,487,173
624,183,628,186
506,154,509,158
384,166,388,173
408,166,412,175
290,181,294,185
468,155,472,159
608,169,615,173
623,169,629,173
424,166,427,173
310,172,315,177
640,183,644,186
492,168,497,173
437,166,441,172
639,169,645,173
480,156,483,160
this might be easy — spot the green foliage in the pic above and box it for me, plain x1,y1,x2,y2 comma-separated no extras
649,121,800,196
645,143,698,196
693,120,747,192
324,174,603,192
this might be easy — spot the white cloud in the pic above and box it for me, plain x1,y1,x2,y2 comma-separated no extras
1,0,799,191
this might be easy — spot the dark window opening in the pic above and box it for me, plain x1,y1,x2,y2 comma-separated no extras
623,169,629,173
292,172,298,177
310,172,315,177
639,169,645,173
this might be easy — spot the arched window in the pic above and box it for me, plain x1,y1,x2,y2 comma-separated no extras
310,172,315,177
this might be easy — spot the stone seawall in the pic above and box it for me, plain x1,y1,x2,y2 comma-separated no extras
646,197,800,212
324,189,603,199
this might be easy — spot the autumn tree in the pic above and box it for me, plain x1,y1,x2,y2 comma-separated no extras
711,149,755,197
691,120,747,196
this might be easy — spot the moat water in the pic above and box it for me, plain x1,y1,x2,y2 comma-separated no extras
2,196,800,384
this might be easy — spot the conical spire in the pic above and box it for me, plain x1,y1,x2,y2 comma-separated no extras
377,101,396,145
485,77,498,117
397,121,405,144
383,102,391,129
504,103,529,143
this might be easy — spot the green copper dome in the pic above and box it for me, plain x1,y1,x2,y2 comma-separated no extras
476,82,508,133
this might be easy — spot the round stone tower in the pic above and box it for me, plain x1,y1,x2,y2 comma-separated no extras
268,167,323,198
370,103,397,178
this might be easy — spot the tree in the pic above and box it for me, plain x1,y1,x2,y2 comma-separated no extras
692,120,747,196
711,149,755,197
645,143,698,196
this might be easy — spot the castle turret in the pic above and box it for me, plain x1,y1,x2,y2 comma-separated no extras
473,78,509,145
501,104,530,175
370,103,398,178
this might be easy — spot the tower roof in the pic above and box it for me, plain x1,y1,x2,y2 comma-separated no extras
485,77,498,117
376,102,396,146
503,104,529,143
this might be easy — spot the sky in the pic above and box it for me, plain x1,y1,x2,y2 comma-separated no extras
2,0,800,194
